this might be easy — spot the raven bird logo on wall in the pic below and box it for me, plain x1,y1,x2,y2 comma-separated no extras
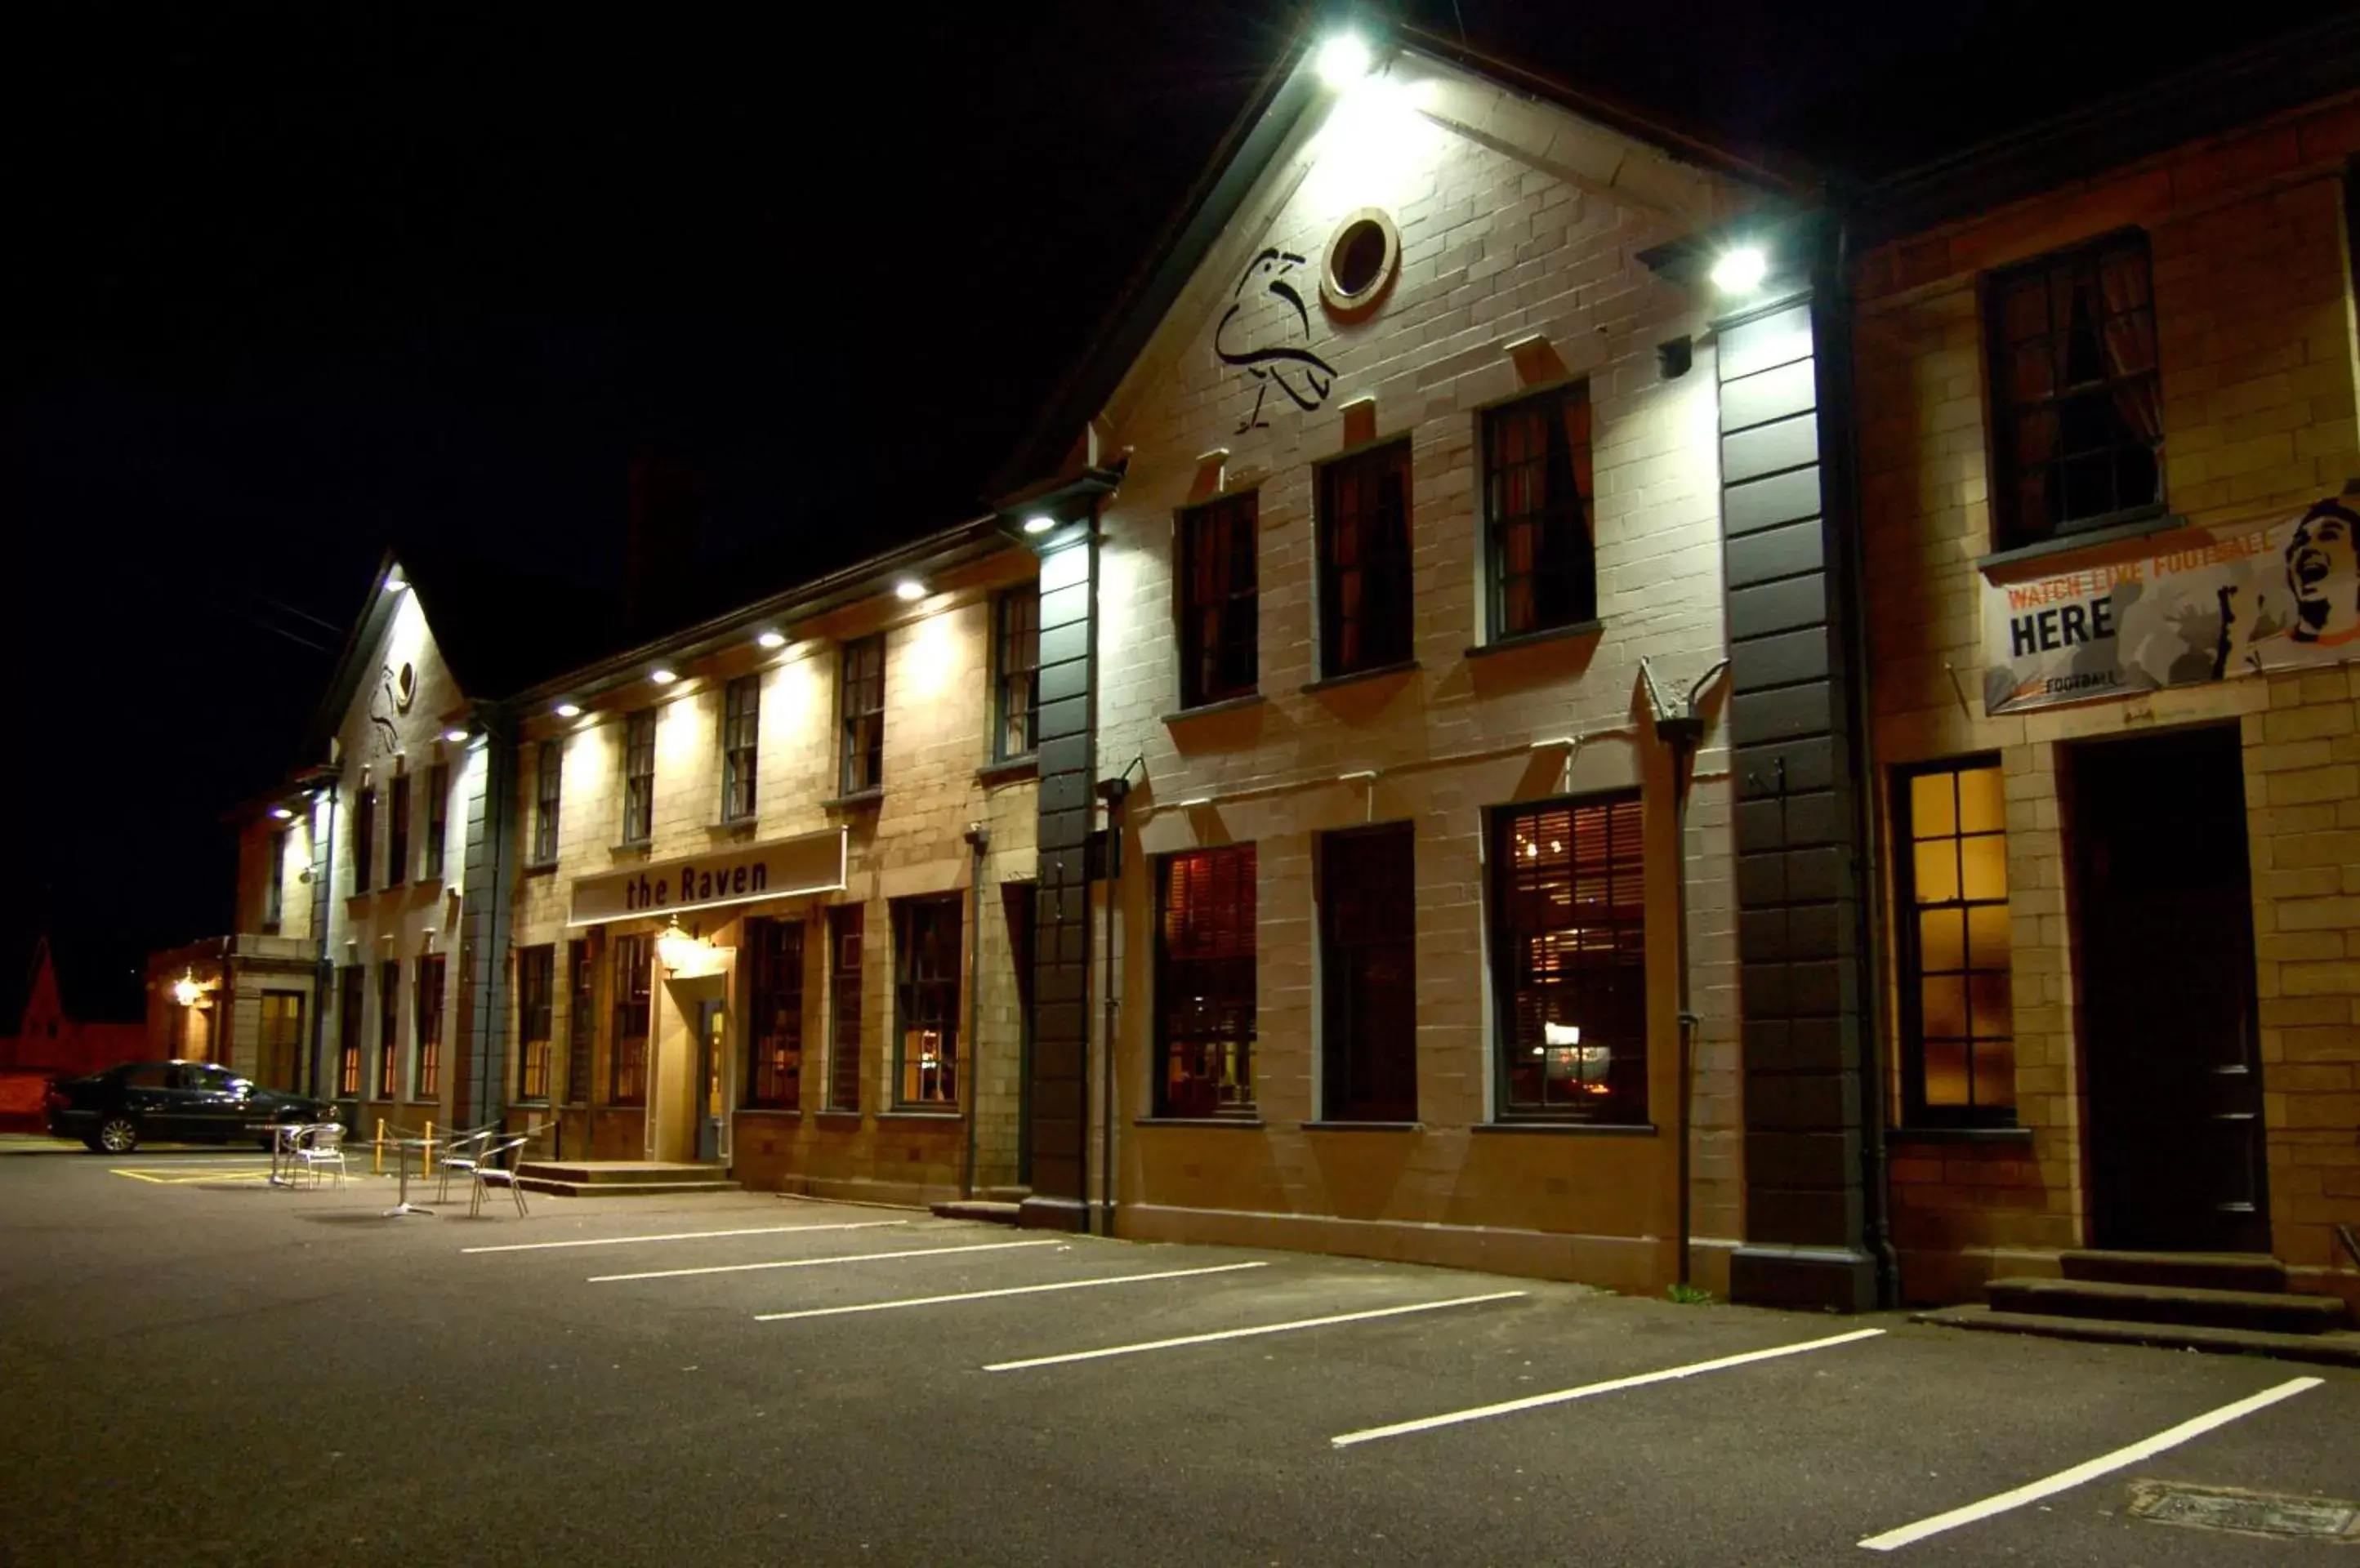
1215,248,1338,433
367,662,415,755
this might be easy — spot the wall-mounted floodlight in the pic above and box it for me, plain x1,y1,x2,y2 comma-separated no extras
1317,32,1373,88
650,667,679,685
1022,514,1055,536
756,630,788,649
555,702,582,718
1711,247,1769,296
893,579,926,602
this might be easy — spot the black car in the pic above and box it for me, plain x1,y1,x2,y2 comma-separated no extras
46,1061,340,1154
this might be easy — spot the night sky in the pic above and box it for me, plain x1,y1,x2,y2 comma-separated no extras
10,1,2345,1019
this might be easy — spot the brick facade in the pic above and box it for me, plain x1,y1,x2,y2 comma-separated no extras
1855,94,2360,1307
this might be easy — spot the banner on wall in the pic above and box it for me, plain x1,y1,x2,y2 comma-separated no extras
1981,492,2360,715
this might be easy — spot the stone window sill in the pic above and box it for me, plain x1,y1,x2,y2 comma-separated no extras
612,839,654,856
1471,1120,1657,1136
1977,506,2181,572
1160,693,1265,725
1300,660,1420,695
1302,1120,1423,1132
823,789,885,812
710,816,758,838
1888,1124,2031,1145
976,754,1039,785
813,1109,863,1125
1465,619,1604,660
521,859,558,877
736,1105,800,1117
1134,1116,1265,1129
877,1110,961,1122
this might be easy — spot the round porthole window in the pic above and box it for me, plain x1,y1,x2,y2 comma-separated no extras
1320,207,1399,318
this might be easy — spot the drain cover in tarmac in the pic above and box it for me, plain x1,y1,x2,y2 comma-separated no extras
2126,1481,2360,1540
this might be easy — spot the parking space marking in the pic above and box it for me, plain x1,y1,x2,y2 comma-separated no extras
587,1237,1064,1283
1331,1327,1885,1448
754,1261,1269,1322
462,1220,909,1254
983,1290,1527,1372
1857,1374,2324,1552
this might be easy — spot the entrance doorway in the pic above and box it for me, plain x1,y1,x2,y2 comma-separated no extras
693,1000,725,1165
2068,725,2269,1253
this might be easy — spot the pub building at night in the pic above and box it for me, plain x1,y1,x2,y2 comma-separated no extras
191,17,2360,1324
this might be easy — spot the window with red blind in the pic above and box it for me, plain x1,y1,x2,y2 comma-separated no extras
747,918,805,1109
1318,442,1413,678
1154,845,1258,1117
1320,824,1417,1121
827,904,866,1111
516,945,555,1102
376,959,401,1101
412,954,444,1098
1176,492,1258,709
609,934,650,1104
1483,383,1595,641
1489,794,1648,1120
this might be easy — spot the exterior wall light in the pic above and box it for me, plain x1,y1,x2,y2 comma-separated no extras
1022,514,1055,536
270,806,294,820
1317,32,1373,87
441,727,470,743
894,579,926,602
650,667,680,685
1711,247,1769,296
172,972,203,1008
756,630,788,649
383,574,408,594
555,702,582,718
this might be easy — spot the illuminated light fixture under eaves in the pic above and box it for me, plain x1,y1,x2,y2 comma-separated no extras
1710,247,1769,296
383,572,408,594
554,702,582,718
1315,31,1373,88
1021,514,1055,536
893,579,926,602
650,666,679,685
270,806,294,820
441,727,470,743
756,630,787,649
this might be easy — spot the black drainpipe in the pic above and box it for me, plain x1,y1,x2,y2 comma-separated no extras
1649,660,1726,1290
308,783,338,1103
1094,771,1136,1236
961,823,988,1200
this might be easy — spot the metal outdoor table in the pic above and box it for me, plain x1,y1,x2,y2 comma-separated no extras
250,1122,304,1187
383,1136,436,1218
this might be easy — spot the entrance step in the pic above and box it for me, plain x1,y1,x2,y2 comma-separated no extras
515,1160,739,1198
1916,1306,2360,1369
2058,1250,2287,1294
1985,1276,2349,1335
929,1200,1023,1226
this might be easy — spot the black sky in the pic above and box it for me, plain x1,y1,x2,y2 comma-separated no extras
9,1,2347,1018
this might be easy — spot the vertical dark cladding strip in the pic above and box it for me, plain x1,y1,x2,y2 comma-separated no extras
1717,287,1881,1312
1022,528,1096,1230
455,721,520,1133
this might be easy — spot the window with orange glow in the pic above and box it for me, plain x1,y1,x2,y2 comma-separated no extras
1896,759,2015,1125
746,918,803,1110
1489,794,1646,1120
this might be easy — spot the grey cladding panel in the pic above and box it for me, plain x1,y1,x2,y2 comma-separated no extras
1725,468,1823,537
1720,358,1818,434
1718,304,1813,381
1721,413,1820,485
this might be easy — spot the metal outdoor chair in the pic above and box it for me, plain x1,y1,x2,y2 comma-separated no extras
468,1134,536,1218
292,1122,347,1188
433,1125,506,1203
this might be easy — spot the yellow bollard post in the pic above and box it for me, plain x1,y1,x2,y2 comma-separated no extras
424,1121,434,1176
374,1117,386,1174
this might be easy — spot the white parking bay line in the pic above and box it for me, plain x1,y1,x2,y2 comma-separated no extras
462,1220,908,1255
1331,1327,1885,1448
588,1237,1062,1283
755,1261,1269,1322
983,1290,1527,1372
1858,1374,2323,1552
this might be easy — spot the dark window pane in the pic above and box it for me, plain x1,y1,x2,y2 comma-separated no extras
609,935,651,1104
828,904,865,1111
995,590,1040,760
723,675,761,822
894,897,962,1107
1321,825,1416,1121
747,919,804,1109
533,739,563,864
1484,385,1595,639
1176,492,1259,708
839,637,886,795
517,946,555,1102
564,939,595,1104
622,710,657,844
1985,233,2163,546
1318,443,1414,676
387,773,410,888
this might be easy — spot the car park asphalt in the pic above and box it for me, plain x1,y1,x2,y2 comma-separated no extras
2,1151,2356,1566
